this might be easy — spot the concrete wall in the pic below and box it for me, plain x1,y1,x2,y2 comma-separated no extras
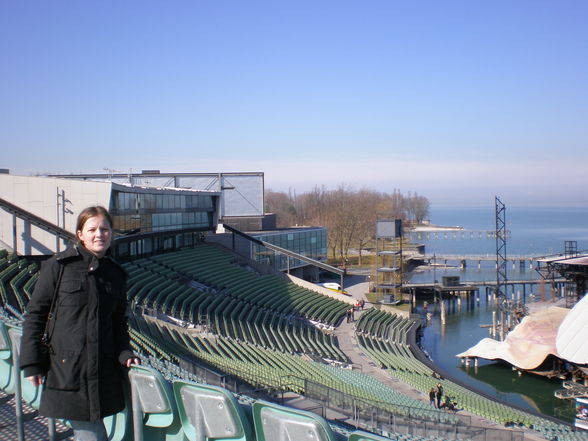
0,174,112,255
285,274,356,306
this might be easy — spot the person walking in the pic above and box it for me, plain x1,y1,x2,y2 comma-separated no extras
20,206,140,441
429,388,436,406
436,382,444,409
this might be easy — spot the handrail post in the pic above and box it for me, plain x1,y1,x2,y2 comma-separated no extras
130,381,144,441
9,329,25,441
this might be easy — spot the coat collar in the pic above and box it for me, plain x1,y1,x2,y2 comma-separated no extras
55,244,127,277
55,245,100,272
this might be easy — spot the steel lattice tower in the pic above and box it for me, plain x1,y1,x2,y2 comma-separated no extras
495,197,508,302
495,196,508,339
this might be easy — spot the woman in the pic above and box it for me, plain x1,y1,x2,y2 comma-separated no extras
20,206,139,441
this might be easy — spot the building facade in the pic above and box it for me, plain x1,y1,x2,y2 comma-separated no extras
0,173,219,257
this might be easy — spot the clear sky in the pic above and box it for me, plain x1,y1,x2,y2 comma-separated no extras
1,1,586,205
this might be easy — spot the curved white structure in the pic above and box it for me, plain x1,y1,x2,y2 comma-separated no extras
556,293,588,365
457,306,568,370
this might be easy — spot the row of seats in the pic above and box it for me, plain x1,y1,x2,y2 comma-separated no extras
0,251,39,320
0,315,456,441
122,245,348,362
146,245,350,325
130,315,461,423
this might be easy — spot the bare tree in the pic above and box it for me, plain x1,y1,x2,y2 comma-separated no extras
265,189,297,228
405,193,430,224
265,186,430,262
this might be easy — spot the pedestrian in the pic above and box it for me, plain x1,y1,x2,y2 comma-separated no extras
346,309,352,323
429,388,436,406
436,382,443,409
20,206,140,441
359,299,365,310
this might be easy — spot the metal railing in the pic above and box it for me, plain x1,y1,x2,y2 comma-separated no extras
302,378,525,441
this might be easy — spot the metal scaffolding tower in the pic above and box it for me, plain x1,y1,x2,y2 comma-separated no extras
495,196,508,340
495,196,508,303
375,220,403,304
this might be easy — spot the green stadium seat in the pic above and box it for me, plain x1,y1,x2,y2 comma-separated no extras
252,400,336,441
173,380,252,441
128,365,184,440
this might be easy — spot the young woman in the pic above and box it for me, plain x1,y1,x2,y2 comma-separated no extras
20,206,139,441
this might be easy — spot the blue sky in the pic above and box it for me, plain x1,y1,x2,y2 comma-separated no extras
1,1,587,205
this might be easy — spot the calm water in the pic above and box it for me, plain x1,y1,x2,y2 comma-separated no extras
412,205,588,423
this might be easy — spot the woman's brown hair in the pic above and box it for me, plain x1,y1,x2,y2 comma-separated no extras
76,206,113,235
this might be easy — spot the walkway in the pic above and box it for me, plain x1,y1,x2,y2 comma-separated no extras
0,391,72,440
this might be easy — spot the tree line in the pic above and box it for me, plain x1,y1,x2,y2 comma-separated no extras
265,186,430,264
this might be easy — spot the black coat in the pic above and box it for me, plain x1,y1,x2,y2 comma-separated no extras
20,245,134,421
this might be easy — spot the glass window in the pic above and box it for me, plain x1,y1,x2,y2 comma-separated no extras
146,194,155,210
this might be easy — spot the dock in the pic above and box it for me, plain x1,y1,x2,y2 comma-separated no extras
403,278,569,302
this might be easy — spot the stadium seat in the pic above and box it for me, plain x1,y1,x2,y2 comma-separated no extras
128,365,183,441
173,380,252,441
0,320,15,393
7,325,42,408
252,400,336,441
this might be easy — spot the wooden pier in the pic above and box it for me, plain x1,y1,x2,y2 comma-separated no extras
404,277,569,302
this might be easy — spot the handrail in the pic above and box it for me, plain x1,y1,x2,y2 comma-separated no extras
0,197,76,244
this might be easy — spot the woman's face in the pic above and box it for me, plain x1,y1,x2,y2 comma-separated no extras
77,215,112,257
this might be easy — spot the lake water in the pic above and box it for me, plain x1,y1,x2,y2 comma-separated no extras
411,204,588,423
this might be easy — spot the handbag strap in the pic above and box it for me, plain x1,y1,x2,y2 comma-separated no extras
44,262,64,342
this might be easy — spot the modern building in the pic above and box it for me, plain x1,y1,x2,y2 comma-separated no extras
49,170,265,228
251,227,327,270
0,173,220,258
0,171,335,282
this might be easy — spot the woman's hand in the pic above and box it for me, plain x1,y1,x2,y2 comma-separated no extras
26,375,43,387
125,357,141,368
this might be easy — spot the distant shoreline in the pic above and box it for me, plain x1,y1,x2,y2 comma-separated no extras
410,224,463,232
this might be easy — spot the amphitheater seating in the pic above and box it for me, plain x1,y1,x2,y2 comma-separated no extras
131,316,450,420
147,245,349,326
123,245,349,364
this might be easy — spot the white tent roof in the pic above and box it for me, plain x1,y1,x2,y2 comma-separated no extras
458,295,588,369
556,293,588,364
457,306,568,369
